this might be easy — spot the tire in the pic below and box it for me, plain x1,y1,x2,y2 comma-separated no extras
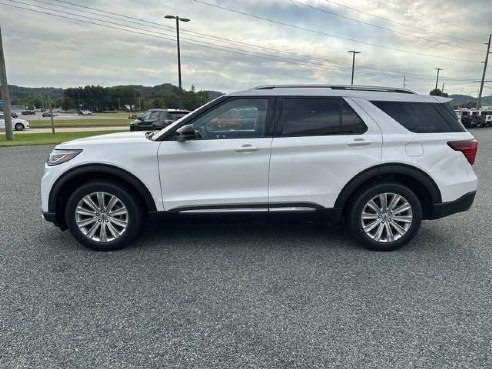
347,182,422,251
65,181,143,251
14,123,24,131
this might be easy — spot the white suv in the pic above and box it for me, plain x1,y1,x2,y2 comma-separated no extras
41,85,478,251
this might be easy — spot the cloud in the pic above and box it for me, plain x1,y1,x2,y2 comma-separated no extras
0,0,490,95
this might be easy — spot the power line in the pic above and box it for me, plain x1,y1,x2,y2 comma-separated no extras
288,0,482,53
37,0,349,68
0,1,355,75
0,0,482,86
192,0,480,64
321,0,482,45
23,0,482,81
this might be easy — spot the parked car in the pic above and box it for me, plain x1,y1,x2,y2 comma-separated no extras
41,85,477,252
42,111,56,118
478,110,492,127
460,110,480,128
11,112,18,118
21,110,36,115
129,109,190,131
0,114,30,131
78,110,93,116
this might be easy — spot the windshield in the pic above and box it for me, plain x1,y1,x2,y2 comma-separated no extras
140,111,151,120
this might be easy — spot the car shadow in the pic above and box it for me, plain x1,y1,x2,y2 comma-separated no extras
132,214,361,252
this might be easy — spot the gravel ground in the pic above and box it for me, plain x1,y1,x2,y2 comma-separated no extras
0,130,491,368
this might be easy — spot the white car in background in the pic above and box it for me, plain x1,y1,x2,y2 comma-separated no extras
0,114,30,131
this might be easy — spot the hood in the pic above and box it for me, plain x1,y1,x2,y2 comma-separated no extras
56,131,152,148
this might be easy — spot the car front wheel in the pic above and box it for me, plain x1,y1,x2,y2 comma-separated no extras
348,182,422,251
14,123,24,131
65,181,143,251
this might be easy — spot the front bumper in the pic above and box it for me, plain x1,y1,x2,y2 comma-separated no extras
430,191,476,219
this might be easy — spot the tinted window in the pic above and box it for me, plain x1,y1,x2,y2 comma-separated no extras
371,101,465,133
341,100,367,134
280,98,340,136
168,112,188,120
149,111,161,120
279,98,367,136
191,98,268,139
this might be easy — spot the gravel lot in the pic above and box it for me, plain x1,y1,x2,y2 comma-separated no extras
1,130,491,368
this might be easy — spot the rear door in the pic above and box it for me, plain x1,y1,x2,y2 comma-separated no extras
268,97,382,209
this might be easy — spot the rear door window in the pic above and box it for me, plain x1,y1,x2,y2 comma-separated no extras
278,98,367,137
168,112,189,120
371,101,465,133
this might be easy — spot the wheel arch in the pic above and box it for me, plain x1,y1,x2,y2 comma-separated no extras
335,163,442,219
49,164,157,229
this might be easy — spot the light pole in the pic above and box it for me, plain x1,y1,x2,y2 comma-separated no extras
434,68,443,91
348,50,361,85
165,15,190,108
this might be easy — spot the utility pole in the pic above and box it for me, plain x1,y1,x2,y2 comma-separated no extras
165,15,191,108
442,82,445,93
403,75,407,88
477,34,491,109
0,25,13,141
434,68,443,91
348,50,361,85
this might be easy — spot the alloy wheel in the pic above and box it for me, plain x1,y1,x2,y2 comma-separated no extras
75,191,129,242
360,192,413,243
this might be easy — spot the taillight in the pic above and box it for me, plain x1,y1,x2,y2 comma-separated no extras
447,139,478,165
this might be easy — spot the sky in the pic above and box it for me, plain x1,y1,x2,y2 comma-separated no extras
0,0,491,95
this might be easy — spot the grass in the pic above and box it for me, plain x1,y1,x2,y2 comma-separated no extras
29,118,129,128
0,131,118,147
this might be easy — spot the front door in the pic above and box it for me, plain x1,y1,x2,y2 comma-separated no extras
157,98,273,211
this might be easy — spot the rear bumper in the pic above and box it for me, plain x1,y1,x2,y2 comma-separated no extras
429,191,476,219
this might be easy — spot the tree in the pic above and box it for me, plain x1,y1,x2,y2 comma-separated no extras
61,96,75,111
430,88,449,97
32,97,42,109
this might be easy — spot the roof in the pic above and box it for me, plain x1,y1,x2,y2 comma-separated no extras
227,85,449,103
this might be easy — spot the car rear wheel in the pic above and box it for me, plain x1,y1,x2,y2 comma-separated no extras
14,123,24,131
65,181,143,251
348,182,422,251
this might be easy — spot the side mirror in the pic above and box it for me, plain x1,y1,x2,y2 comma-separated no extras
175,124,196,142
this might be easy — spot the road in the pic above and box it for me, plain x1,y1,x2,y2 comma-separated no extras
16,126,126,134
0,130,491,368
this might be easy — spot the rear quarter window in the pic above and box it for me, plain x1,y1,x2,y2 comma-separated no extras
371,101,465,133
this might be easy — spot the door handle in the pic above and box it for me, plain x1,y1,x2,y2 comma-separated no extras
235,144,260,153
348,138,371,147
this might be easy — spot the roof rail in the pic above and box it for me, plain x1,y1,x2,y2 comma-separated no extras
252,85,416,94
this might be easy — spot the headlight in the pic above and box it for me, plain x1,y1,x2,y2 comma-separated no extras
47,149,82,166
